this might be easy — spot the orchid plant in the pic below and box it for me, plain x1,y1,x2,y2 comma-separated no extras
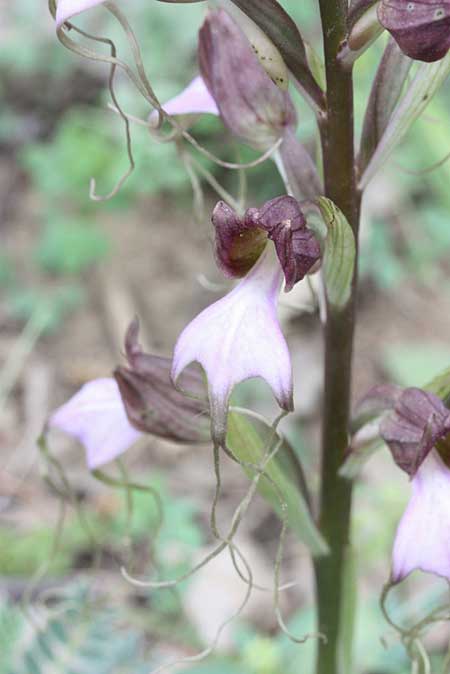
43,0,450,672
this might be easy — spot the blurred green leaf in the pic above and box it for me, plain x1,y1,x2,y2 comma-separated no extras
8,285,84,334
0,526,73,576
227,413,328,556
0,254,16,288
20,108,191,209
383,343,450,387
360,219,405,290
36,220,108,275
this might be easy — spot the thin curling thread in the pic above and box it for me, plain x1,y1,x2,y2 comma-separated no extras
146,545,254,674
92,464,164,579
380,582,450,672
69,26,135,201
20,496,67,629
122,413,287,591
38,434,99,555
181,131,283,170
219,411,324,644
91,467,164,535
116,459,133,550
394,148,450,177
104,2,160,108
229,406,313,511
236,146,248,212
103,2,284,171
56,2,282,197
86,34,135,201
188,155,243,215
223,410,324,643
178,143,206,223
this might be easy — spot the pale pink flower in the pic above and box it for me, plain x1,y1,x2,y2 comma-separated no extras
49,378,141,469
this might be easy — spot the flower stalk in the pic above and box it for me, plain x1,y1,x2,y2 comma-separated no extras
314,2,361,673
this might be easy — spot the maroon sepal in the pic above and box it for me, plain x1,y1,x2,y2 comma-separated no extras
212,196,321,291
380,387,450,476
378,0,450,62
114,319,210,443
248,196,321,292
212,201,267,278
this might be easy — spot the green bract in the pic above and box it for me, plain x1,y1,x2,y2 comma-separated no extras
316,197,356,310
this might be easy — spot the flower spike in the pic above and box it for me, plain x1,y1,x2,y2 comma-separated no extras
172,245,293,445
49,378,142,470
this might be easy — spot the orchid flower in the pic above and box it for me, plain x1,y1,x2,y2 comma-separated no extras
149,76,219,126
172,196,321,446
391,449,450,582
378,387,450,581
48,321,210,469
49,378,142,470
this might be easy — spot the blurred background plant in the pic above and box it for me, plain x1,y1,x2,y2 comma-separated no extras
2,1,450,672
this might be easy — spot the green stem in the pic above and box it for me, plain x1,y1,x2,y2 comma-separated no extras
314,2,360,673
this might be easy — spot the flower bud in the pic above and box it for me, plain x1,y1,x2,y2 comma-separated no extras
114,319,210,443
198,9,296,150
378,0,450,62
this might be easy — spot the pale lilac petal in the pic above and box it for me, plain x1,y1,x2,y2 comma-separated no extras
172,246,293,443
392,449,450,582
55,0,104,28
149,76,219,126
49,378,141,469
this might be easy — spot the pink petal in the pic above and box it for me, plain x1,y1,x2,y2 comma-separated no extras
392,449,450,582
149,76,219,126
172,246,293,444
49,378,141,469
55,0,105,28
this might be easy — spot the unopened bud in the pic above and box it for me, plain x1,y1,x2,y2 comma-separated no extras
198,9,296,151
